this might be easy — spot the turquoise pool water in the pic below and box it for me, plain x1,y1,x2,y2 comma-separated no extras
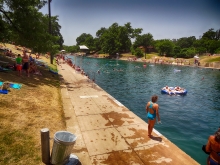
68,55,220,165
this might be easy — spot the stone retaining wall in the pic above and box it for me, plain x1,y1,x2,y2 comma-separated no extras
203,62,220,68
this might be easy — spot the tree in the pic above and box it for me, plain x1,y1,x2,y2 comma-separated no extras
63,45,79,53
208,40,220,54
0,0,62,60
98,22,142,55
134,47,144,58
175,36,196,49
51,16,64,49
179,47,196,58
173,46,181,57
202,28,218,40
215,29,220,40
96,27,107,38
155,39,174,56
76,33,92,45
133,33,154,58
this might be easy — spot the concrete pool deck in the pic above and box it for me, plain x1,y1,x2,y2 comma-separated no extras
58,63,199,165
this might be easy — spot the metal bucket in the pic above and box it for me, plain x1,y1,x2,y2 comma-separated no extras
51,131,77,165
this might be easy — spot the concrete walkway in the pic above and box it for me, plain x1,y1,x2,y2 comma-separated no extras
58,63,199,165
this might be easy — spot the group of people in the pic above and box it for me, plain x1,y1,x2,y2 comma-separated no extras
146,95,220,165
5,49,16,58
162,86,185,95
15,51,40,77
56,54,65,67
65,57,96,82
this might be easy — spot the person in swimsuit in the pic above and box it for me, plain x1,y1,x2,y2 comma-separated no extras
22,51,29,77
146,95,161,137
206,129,220,165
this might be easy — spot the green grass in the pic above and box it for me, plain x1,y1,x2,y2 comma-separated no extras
120,53,134,57
0,130,41,164
144,53,159,59
204,56,220,63
0,52,65,165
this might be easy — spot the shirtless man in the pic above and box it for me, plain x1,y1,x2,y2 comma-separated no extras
162,86,173,95
22,51,29,77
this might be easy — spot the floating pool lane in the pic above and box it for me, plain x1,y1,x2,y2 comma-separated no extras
57,63,199,165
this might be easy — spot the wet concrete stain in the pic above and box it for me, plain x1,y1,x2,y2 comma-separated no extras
101,111,135,127
135,145,173,165
126,127,151,148
65,117,71,120
91,150,144,165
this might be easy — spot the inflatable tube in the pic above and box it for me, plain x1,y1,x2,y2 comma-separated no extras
0,90,8,94
49,69,58,74
161,87,187,95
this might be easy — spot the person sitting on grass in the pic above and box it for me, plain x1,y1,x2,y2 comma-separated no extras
29,61,42,75
0,81,10,91
29,54,34,62
29,61,37,73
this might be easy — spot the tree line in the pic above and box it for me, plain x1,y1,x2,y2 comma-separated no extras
65,23,220,59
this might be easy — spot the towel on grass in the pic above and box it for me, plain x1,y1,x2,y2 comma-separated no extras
10,83,22,89
0,81,22,89
0,90,8,94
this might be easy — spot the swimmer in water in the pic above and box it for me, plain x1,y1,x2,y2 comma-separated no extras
135,66,140,68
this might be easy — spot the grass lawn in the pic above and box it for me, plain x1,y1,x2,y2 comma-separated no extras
0,45,65,165
201,56,220,63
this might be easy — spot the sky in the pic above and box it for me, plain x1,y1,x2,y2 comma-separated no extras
40,0,220,46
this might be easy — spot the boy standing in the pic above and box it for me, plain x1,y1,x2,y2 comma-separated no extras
15,54,22,76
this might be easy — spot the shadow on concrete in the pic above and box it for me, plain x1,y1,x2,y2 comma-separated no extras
150,136,162,142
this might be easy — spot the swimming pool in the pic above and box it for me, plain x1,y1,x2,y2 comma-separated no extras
68,55,220,165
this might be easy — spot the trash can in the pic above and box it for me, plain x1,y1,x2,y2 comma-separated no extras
51,131,77,165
